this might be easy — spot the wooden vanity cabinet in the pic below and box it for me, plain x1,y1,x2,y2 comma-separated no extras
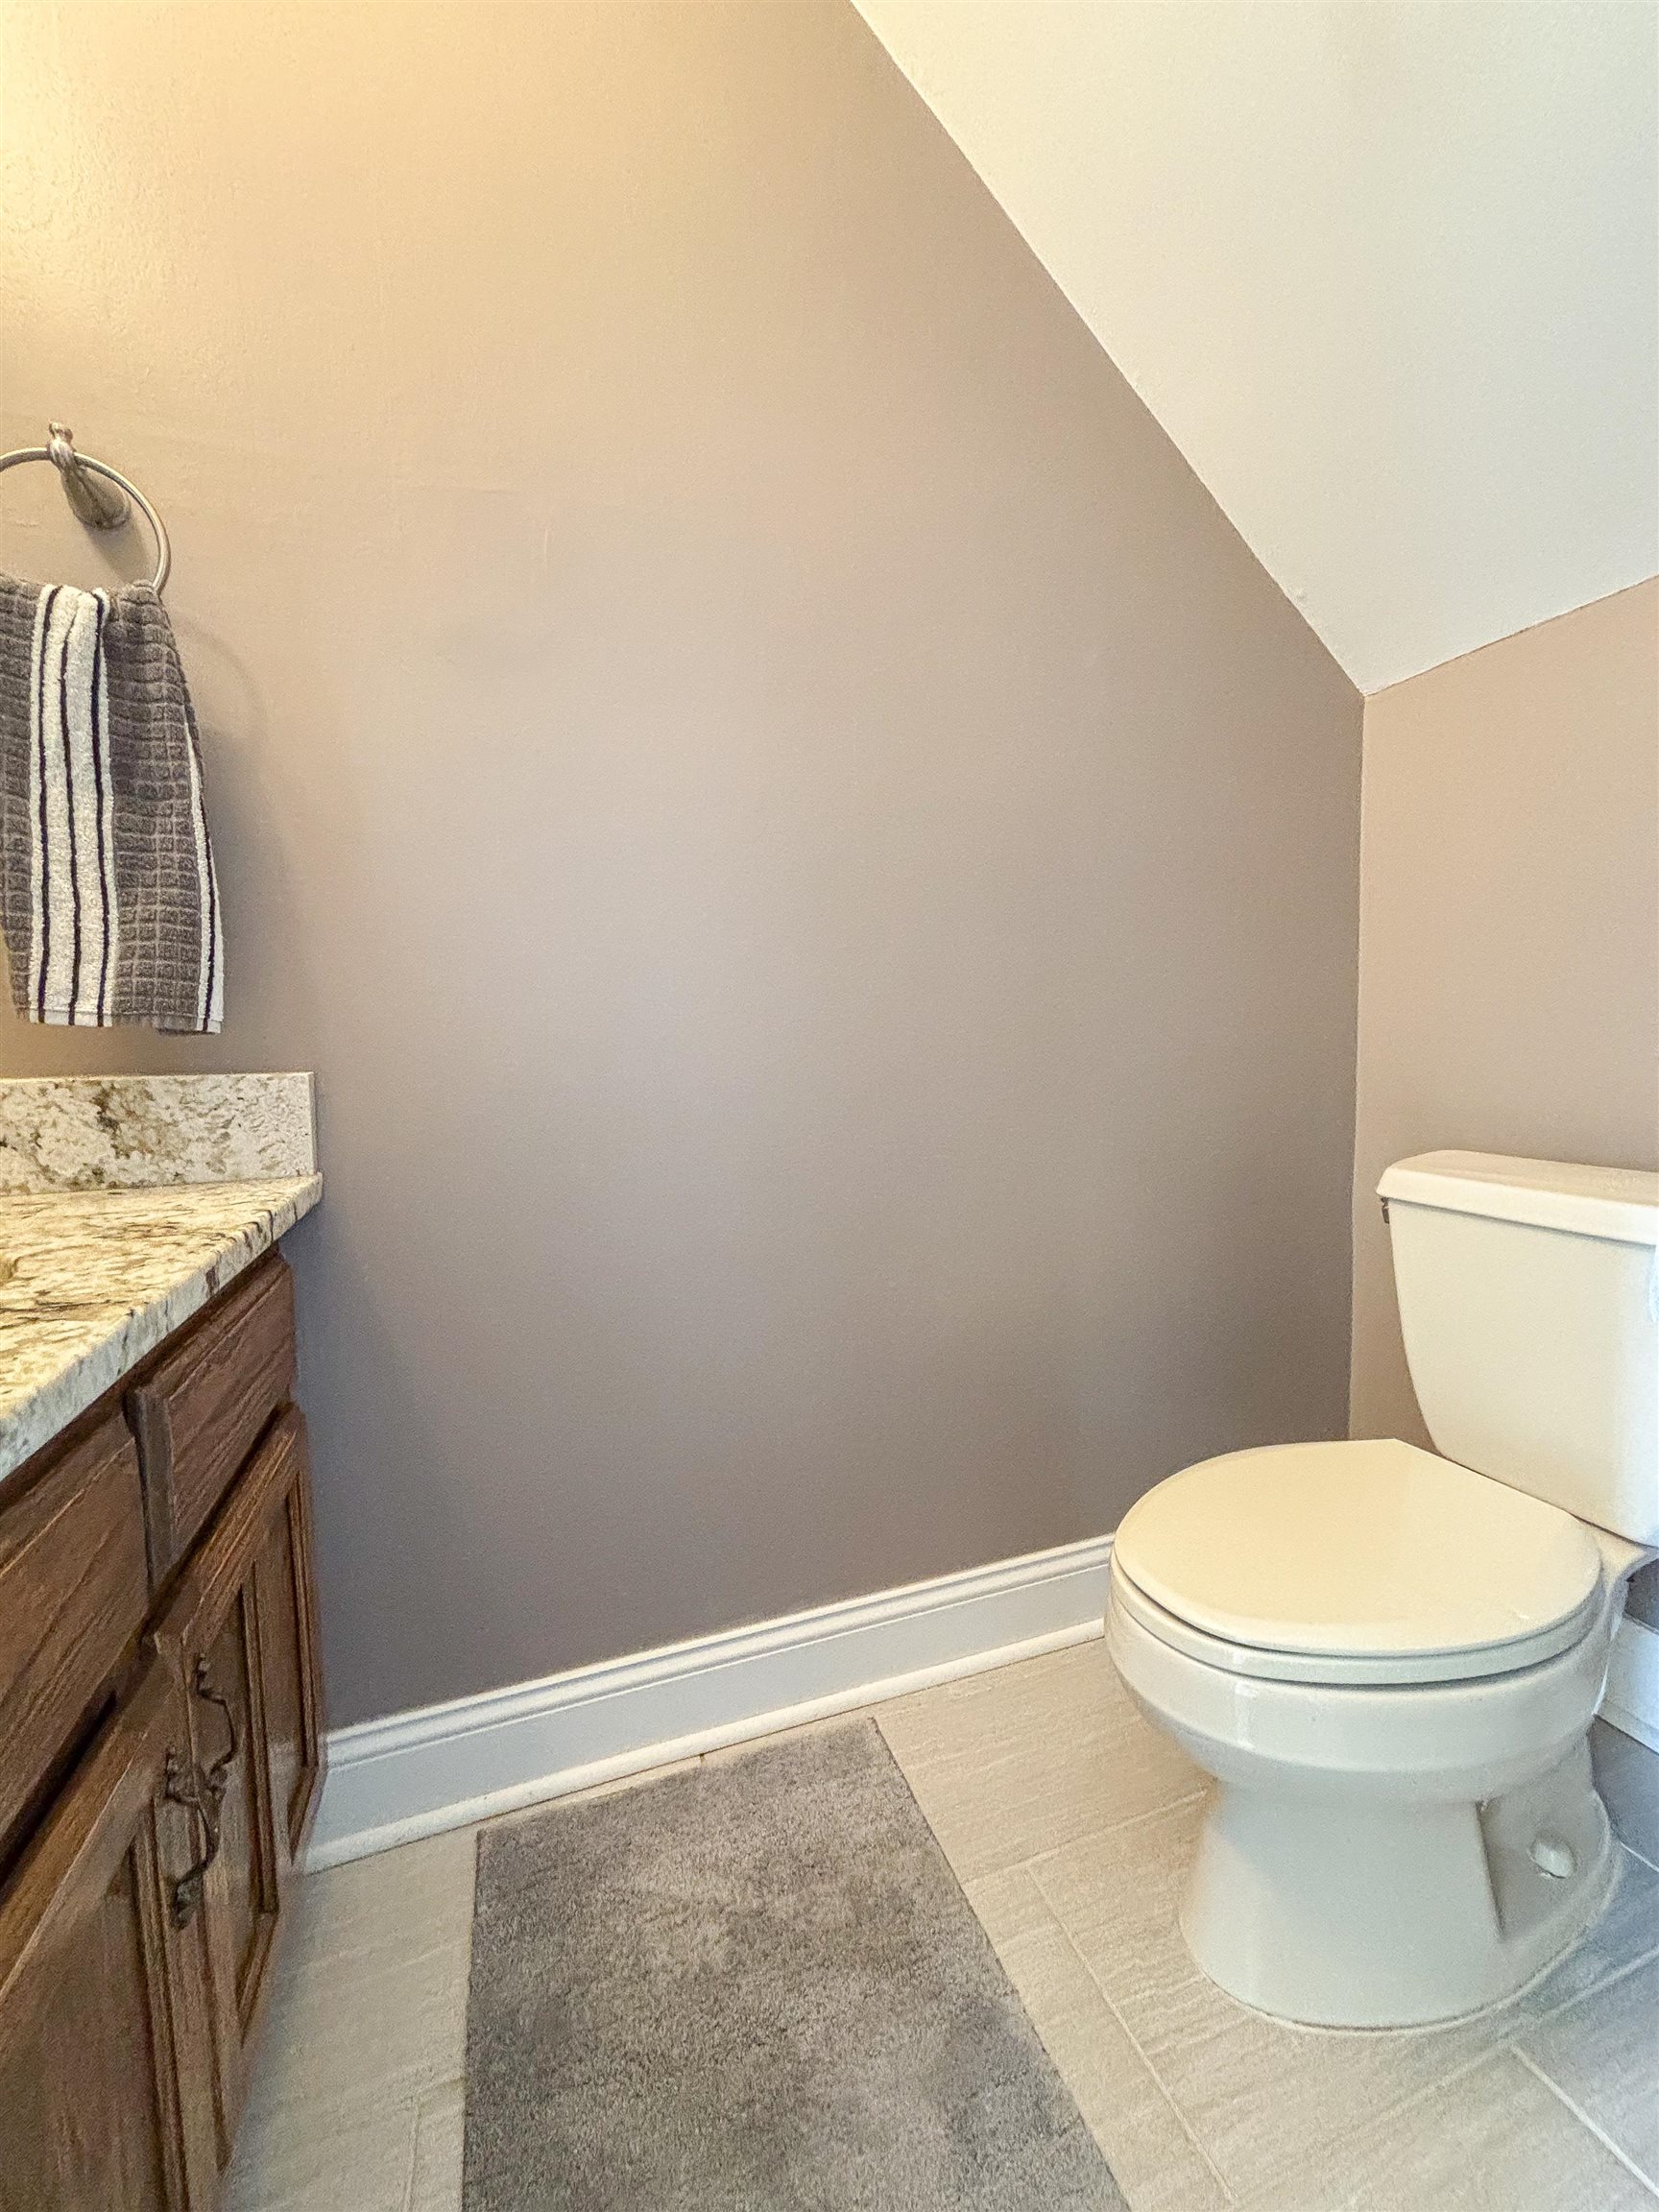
0,1252,324,2210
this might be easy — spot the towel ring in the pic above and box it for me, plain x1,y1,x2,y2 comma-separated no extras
0,422,171,594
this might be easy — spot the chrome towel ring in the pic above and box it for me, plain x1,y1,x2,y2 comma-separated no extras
0,421,171,594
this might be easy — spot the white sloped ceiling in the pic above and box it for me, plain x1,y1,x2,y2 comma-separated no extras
855,0,1658,692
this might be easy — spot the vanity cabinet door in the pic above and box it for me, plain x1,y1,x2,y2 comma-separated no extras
0,1657,221,2212
151,1406,324,2163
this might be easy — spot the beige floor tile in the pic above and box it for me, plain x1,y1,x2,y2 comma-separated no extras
246,1830,476,2128
963,1863,1054,1947
1035,1792,1659,2206
222,2087,418,2212
1323,2050,1658,2212
965,1861,1235,2204
249,1935,470,2123
1593,1719,1659,1870
281,1825,477,1976
1518,1953,1659,2187
405,2076,466,2212
877,1638,1204,1881
997,1911,1237,2212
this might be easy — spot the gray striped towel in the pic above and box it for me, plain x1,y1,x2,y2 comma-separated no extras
0,577,223,1032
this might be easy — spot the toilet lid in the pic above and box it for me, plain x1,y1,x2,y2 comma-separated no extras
1113,1439,1604,1671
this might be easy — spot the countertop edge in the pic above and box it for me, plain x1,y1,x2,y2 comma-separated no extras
0,1173,324,1485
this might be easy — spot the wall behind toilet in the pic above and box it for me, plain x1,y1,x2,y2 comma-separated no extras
1350,579,1659,1620
0,2,1362,1726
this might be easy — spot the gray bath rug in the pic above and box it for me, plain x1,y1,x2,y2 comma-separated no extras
463,1719,1126,2210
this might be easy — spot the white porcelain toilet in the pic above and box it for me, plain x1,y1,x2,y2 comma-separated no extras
1106,1150,1659,2029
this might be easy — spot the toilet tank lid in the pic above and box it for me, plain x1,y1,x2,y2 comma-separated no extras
1379,1151,1659,1247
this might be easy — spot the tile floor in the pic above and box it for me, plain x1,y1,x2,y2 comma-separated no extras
227,1642,1659,2212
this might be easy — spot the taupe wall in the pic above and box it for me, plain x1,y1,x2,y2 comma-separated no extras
1349,581,1659,1615
0,1,1361,1726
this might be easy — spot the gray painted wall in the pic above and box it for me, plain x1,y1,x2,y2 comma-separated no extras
1350,581,1659,1618
0,0,1362,1725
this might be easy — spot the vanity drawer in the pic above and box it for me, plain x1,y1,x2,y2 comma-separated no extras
0,1412,150,1863
126,1254,297,1583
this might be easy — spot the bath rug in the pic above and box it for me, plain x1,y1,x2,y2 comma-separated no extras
463,1719,1126,2210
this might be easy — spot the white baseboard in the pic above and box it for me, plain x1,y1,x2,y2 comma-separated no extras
1602,1615,1659,1754
306,1534,1113,1870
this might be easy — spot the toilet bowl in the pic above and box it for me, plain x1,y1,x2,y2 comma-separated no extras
1107,1152,1659,2029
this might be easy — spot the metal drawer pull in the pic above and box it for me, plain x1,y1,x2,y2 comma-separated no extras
162,1663,238,1927
193,1658,239,1802
162,1748,221,1931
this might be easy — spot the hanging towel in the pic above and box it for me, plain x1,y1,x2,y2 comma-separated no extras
0,577,223,1032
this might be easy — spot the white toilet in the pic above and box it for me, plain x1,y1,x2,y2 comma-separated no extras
1106,1150,1658,2029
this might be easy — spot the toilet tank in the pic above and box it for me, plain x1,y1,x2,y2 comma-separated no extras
1380,1151,1659,1546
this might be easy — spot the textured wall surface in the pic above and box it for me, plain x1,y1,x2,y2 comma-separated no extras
1350,581,1659,1617
0,1,1361,1725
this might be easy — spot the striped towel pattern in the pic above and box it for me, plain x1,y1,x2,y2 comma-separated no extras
0,577,223,1032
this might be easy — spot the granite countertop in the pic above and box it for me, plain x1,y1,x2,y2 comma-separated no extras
0,1076,322,1483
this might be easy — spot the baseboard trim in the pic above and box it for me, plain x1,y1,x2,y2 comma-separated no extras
1602,1615,1659,1754
305,1534,1114,1870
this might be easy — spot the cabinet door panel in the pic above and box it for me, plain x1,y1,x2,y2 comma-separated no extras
1,1843,174,2212
257,1514,305,1859
0,1660,219,2212
200,1588,274,2033
151,1405,323,2155
253,1439,323,1878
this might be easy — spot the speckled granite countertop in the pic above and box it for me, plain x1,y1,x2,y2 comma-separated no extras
0,1076,321,1482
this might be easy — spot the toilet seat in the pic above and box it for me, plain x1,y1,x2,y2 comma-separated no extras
1112,1438,1605,1688
1109,1552,1599,1685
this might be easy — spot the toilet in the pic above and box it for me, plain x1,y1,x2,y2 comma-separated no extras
1106,1150,1659,2029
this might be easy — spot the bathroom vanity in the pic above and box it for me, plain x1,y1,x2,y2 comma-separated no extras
0,1076,323,2209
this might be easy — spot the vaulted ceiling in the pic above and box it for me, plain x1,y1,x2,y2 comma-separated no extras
855,1,1658,692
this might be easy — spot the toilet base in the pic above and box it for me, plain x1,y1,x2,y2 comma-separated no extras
1178,1738,1616,2028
